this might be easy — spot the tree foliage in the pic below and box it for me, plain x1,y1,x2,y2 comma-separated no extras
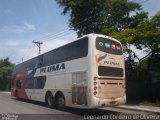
109,12,160,70
135,13,160,50
56,0,147,37
135,12,160,70
0,58,14,91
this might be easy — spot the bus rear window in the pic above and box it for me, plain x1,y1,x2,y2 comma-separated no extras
96,37,122,55
98,66,123,77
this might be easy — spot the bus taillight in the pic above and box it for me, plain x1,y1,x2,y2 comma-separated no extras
93,76,98,95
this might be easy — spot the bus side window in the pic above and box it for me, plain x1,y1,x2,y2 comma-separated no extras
12,75,16,86
34,76,46,89
16,81,21,89
25,77,34,89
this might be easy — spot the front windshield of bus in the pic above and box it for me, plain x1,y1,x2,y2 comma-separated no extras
96,37,123,55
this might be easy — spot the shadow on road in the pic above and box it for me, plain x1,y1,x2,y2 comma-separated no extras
12,98,120,116
63,107,120,116
12,97,46,107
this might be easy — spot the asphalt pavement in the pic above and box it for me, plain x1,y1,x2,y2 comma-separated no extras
0,92,159,120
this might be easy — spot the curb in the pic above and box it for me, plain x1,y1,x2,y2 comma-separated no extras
0,91,11,94
114,105,160,114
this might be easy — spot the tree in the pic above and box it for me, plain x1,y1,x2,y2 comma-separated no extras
135,12,160,71
56,0,147,37
0,58,14,91
110,12,160,71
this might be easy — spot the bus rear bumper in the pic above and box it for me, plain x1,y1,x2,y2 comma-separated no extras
90,96,126,108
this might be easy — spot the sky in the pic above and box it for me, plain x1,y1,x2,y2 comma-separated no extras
0,0,160,64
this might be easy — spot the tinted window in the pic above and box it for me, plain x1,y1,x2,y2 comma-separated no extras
13,37,88,74
34,76,46,89
25,77,34,89
43,37,88,66
98,66,123,77
22,76,46,89
96,37,122,55
16,81,21,89
13,56,43,74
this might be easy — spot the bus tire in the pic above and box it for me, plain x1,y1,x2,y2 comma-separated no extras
46,93,55,108
56,94,65,110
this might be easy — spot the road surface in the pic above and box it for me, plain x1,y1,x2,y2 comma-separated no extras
0,92,158,120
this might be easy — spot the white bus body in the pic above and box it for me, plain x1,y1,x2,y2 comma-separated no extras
11,33,126,109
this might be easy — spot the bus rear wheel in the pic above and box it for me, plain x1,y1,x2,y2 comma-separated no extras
56,94,65,110
46,93,55,108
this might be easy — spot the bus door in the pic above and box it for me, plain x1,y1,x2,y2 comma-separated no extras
27,76,46,101
33,76,46,101
72,72,87,106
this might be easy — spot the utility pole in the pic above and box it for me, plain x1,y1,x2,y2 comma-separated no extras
32,40,43,55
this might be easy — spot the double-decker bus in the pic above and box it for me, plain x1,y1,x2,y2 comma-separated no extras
11,33,126,109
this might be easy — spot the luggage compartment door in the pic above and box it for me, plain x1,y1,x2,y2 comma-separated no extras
72,72,87,106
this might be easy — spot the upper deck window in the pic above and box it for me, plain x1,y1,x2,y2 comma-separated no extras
12,37,88,74
42,37,88,66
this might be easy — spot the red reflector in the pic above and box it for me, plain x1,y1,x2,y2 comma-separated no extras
94,82,97,85
94,91,97,95
94,86,97,90
93,76,97,81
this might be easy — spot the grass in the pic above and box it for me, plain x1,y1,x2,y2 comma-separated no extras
140,100,160,107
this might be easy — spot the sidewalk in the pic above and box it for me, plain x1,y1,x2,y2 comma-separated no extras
115,104,160,114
